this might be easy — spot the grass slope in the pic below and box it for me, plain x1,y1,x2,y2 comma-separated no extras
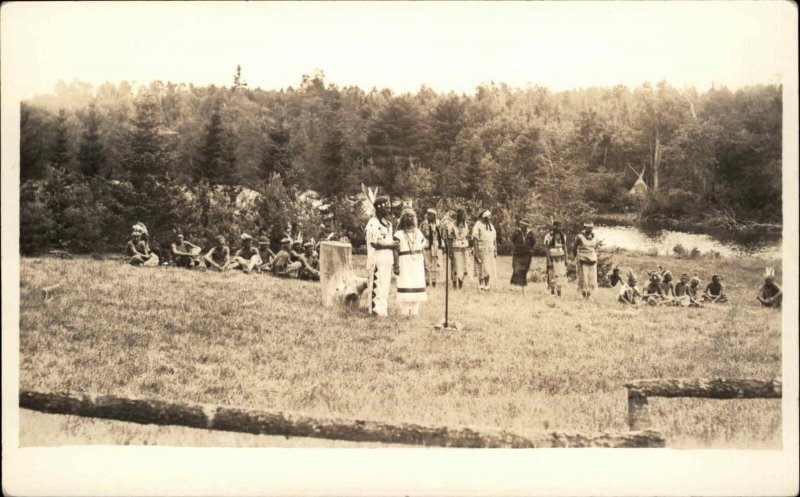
19,253,782,448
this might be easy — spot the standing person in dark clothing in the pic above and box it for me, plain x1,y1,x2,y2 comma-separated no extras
509,219,535,291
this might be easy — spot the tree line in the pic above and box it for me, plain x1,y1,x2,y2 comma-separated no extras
19,69,782,255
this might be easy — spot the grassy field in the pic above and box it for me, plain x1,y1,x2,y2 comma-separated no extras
18,251,782,448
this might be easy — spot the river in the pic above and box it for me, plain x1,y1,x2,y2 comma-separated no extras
593,225,782,260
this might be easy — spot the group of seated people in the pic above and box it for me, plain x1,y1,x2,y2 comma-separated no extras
609,265,782,309
125,223,320,281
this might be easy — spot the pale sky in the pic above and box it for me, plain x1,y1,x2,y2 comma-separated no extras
1,1,796,100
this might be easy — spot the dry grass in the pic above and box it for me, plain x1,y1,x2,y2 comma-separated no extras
18,252,782,448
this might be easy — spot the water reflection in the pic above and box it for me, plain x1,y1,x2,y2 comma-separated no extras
594,225,782,259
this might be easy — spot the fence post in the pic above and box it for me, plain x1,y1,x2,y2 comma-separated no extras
627,389,650,430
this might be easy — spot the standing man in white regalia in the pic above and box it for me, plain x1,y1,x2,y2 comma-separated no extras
365,195,397,317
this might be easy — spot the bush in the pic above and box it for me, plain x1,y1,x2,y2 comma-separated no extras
673,243,687,257
595,242,615,287
37,168,128,253
327,198,367,248
584,172,635,212
254,175,298,248
641,188,700,220
690,247,702,258
200,187,260,248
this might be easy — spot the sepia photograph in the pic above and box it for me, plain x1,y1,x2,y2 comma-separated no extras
2,1,798,495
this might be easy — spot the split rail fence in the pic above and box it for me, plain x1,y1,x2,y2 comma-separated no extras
624,378,782,430
23,377,778,446
20,390,664,448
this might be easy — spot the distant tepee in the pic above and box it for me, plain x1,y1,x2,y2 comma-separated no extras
627,165,648,200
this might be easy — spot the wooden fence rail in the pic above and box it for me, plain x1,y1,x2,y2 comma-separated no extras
20,390,665,448
624,378,782,430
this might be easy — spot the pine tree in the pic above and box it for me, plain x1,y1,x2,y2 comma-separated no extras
533,125,596,235
259,122,295,187
51,109,72,171
78,102,105,177
21,103,53,181
454,131,491,202
193,103,239,226
127,93,169,185
430,96,465,152
233,65,248,91
195,105,237,187
317,122,349,199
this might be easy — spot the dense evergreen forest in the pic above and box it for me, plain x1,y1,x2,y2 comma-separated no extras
19,69,782,255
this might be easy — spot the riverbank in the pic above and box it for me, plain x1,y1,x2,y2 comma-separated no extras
595,211,782,234
592,211,782,259
594,212,638,227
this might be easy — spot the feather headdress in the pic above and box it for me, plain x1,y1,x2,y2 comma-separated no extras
132,222,148,236
765,267,776,278
360,183,382,218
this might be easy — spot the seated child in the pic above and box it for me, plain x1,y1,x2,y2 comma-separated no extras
659,270,677,305
702,274,729,304
608,267,625,287
674,273,702,308
757,267,782,308
642,273,666,306
618,274,642,305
